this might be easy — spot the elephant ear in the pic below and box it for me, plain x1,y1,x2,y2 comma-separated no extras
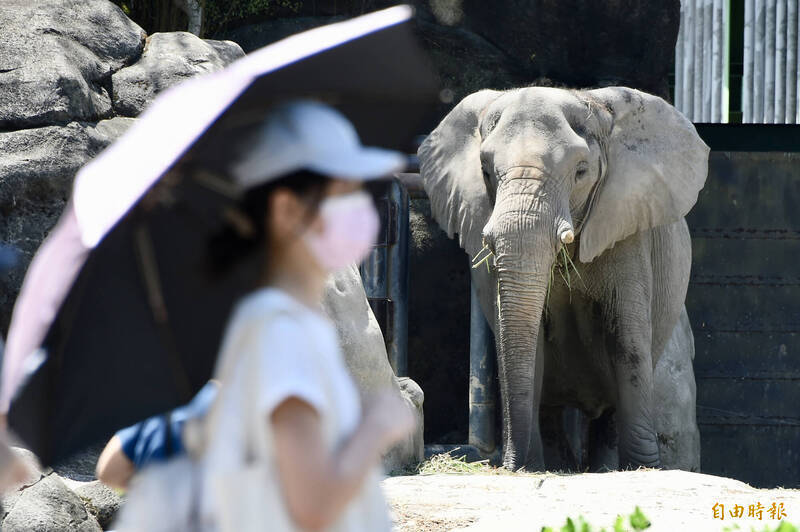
578,87,710,263
418,90,503,257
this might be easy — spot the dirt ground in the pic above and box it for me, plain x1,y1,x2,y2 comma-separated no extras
383,470,800,531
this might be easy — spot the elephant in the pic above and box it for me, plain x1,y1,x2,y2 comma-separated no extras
418,86,708,471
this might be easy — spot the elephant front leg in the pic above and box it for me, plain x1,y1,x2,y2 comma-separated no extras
608,304,661,469
612,333,661,468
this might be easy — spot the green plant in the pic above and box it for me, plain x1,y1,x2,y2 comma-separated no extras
541,507,651,532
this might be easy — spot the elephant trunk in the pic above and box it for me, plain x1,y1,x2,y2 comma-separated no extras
487,174,564,470
495,266,551,470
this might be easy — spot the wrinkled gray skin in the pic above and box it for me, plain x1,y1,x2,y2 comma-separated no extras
419,87,708,471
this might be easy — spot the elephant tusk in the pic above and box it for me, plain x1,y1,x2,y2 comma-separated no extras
560,229,575,244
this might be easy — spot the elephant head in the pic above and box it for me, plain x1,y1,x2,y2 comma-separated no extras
418,86,708,469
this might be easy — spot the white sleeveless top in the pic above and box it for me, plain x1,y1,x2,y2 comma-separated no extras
197,287,391,532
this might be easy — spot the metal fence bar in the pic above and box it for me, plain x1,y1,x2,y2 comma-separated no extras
744,0,755,122
676,2,685,112
388,180,409,377
694,0,705,119
764,0,776,123
775,0,787,122
703,0,714,121
722,0,730,120
711,0,724,121
683,0,696,115
754,0,765,122
788,0,799,123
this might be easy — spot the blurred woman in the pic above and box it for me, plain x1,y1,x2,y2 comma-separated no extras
191,100,414,531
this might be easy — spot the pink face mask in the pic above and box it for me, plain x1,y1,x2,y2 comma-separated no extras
303,190,379,272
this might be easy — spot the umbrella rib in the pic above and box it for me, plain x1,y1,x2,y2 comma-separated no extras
133,224,194,402
133,226,169,324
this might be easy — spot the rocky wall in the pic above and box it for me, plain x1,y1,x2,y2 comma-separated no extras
0,0,244,331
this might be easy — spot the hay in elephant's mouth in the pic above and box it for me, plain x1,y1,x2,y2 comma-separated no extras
471,243,495,273
471,243,584,315
547,246,584,310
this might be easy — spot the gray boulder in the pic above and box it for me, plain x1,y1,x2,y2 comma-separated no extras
112,32,245,117
0,117,135,328
2,474,102,532
1,448,49,500
73,480,122,530
2,447,101,532
394,377,425,469
0,0,145,129
323,264,425,470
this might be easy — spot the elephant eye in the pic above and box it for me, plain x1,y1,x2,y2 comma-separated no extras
575,161,589,180
482,168,496,203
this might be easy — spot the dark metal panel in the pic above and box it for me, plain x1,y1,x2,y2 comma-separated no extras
360,178,410,377
694,332,799,376
698,425,800,487
686,150,800,488
691,238,800,278
689,285,800,335
697,378,800,422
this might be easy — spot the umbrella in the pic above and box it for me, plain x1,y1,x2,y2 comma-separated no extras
1,5,439,466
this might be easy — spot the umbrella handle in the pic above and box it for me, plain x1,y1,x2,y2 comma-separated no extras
133,224,194,403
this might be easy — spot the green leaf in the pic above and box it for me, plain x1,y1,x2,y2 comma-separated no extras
561,517,576,532
629,507,651,530
613,515,626,532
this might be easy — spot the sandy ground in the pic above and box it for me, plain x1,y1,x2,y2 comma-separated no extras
383,470,800,531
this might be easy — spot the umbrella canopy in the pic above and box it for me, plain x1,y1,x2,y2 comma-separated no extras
1,5,439,466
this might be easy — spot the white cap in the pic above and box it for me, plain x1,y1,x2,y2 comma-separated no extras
229,100,406,188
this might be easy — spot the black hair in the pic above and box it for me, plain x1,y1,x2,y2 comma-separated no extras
206,168,331,276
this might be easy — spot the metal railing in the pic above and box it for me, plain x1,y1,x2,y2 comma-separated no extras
675,0,731,122
742,0,799,123
675,0,800,124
